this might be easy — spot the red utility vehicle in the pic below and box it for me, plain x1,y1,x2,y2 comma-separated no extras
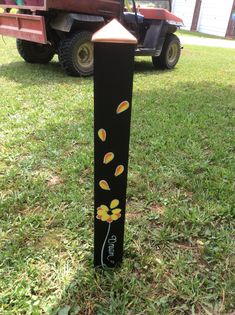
0,0,183,76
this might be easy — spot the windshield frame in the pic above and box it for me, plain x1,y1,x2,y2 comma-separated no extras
134,0,171,11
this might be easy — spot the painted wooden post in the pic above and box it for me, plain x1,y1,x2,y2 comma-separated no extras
92,19,137,268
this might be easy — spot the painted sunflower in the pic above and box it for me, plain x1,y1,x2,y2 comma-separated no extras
96,199,122,223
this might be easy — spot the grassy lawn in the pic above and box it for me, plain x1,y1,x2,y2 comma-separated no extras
0,39,234,315
176,30,232,40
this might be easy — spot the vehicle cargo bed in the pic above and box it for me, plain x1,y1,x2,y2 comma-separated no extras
0,0,121,17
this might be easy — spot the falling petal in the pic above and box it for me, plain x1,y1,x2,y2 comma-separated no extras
103,152,114,164
98,129,106,142
110,199,119,209
115,165,124,177
99,180,111,191
116,101,129,114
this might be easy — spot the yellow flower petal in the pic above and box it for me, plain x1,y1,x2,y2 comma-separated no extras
116,101,129,114
99,180,111,191
115,165,124,177
103,152,114,164
112,209,121,215
110,199,119,209
97,209,108,216
107,216,113,223
98,129,106,142
101,213,110,222
111,214,121,221
99,205,109,212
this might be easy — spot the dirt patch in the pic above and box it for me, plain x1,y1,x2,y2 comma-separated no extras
126,211,142,220
175,242,197,251
37,230,64,249
47,175,63,188
149,203,165,215
20,205,44,216
126,199,146,220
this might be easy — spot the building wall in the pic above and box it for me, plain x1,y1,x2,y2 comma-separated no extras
197,0,234,37
172,0,234,37
172,0,196,30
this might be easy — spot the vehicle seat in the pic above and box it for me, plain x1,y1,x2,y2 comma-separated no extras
123,12,144,24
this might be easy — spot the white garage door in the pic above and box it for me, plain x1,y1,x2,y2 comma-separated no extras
172,0,196,30
198,0,233,37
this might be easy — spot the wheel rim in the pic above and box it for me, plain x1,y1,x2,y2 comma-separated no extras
167,42,178,64
76,41,93,70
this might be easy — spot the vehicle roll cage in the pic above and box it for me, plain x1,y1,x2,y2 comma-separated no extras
120,0,172,14
119,0,172,30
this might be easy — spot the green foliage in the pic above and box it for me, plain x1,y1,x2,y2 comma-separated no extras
0,39,234,314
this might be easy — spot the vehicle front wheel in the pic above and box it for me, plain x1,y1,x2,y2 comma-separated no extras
16,39,55,64
152,34,181,70
58,31,94,77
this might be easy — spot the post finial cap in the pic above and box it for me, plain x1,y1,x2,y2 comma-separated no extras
92,19,137,44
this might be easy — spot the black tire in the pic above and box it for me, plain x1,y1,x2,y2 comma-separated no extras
16,39,55,64
58,31,94,77
152,34,181,70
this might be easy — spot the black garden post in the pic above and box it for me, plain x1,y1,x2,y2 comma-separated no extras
92,19,137,268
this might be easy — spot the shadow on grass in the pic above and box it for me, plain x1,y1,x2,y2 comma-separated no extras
0,110,94,312
1,56,234,314
134,58,173,75
48,79,235,314
134,59,156,73
0,58,166,85
0,61,93,86
49,266,128,315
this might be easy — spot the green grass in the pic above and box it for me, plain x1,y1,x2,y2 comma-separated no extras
0,39,235,315
177,29,234,40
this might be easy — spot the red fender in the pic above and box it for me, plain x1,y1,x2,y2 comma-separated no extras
139,8,183,25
